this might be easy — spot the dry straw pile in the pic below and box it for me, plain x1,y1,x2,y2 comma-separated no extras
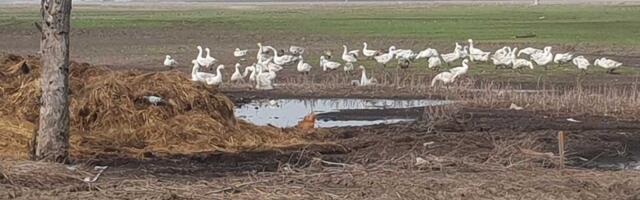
0,54,312,159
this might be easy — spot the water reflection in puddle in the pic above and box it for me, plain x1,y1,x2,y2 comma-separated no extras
580,157,640,171
235,98,451,128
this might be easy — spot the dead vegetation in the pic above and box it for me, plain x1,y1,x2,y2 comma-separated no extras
0,53,331,160
3,125,640,199
464,81,640,120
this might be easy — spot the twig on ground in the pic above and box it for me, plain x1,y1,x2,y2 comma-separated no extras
558,131,566,169
208,180,268,194
520,148,558,159
313,158,355,168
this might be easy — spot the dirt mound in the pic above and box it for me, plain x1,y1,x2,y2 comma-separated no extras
0,54,316,159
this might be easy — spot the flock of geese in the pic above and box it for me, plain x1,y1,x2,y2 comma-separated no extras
163,39,624,89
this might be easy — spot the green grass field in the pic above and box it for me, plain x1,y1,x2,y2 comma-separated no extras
1,5,639,79
1,5,640,46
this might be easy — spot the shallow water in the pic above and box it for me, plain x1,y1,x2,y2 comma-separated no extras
580,157,640,171
235,98,451,128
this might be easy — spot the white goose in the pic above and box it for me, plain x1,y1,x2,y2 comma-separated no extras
243,64,255,80
494,46,511,58
267,62,284,72
257,57,272,70
512,59,534,70
449,59,470,77
342,45,358,63
553,52,573,64
234,48,248,59
518,47,543,57
362,42,377,58
256,43,273,63
204,48,217,68
510,48,534,70
530,46,553,69
431,71,458,87
572,56,590,72
460,46,470,59
256,67,277,90
440,47,462,64
164,55,178,68
191,60,201,81
268,47,298,65
492,47,514,68
427,56,443,70
195,46,208,67
247,65,258,82
374,46,396,67
191,60,224,85
206,64,225,85
320,56,341,71
230,63,244,82
594,57,623,73
394,48,415,60
467,39,490,62
358,65,377,86
297,56,312,75
415,48,438,60
348,49,360,57
257,43,273,53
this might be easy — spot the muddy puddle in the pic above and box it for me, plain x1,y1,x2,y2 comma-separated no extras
578,156,640,171
235,98,451,128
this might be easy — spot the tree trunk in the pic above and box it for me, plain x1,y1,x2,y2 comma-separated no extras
34,0,72,163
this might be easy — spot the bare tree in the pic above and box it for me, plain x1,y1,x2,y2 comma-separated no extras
34,0,72,162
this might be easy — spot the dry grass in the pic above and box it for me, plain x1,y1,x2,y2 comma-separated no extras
3,134,639,200
0,54,324,160
464,81,640,120
0,117,33,160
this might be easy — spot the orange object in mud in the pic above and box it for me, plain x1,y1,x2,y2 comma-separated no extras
297,113,316,130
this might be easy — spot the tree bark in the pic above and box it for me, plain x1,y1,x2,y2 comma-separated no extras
34,0,72,163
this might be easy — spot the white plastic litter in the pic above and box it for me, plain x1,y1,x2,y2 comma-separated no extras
415,157,427,166
509,103,524,110
83,166,108,183
566,118,581,123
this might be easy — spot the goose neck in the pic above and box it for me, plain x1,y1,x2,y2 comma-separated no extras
192,63,199,77
216,66,223,76
270,47,279,58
